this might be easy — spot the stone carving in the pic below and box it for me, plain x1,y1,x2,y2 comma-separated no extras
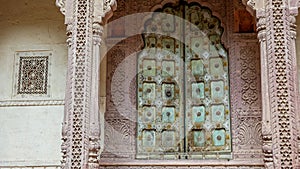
240,46,259,105
102,116,134,158
262,123,274,169
264,0,299,168
17,55,49,95
241,0,255,15
88,135,101,169
56,0,65,15
256,13,273,168
227,0,263,162
69,0,91,168
236,116,262,146
61,0,94,168
231,108,263,160
61,121,68,169
108,48,126,109
102,41,137,159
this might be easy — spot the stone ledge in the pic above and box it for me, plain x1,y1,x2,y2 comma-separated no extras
99,159,264,167
0,100,64,107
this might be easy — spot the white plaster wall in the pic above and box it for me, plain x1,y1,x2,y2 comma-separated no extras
0,106,63,166
0,0,66,167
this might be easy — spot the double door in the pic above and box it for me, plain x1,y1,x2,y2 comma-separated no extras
137,3,231,159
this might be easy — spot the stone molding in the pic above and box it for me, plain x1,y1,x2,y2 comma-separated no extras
0,100,64,107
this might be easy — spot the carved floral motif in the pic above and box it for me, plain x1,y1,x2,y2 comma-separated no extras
240,46,259,105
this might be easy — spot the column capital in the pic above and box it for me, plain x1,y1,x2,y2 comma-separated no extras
92,22,104,46
257,15,267,42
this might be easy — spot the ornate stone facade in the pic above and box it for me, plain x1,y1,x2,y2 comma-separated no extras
56,0,300,168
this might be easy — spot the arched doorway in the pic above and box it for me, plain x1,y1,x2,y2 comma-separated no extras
101,0,263,167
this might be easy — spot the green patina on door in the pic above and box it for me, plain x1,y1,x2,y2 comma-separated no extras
137,2,231,159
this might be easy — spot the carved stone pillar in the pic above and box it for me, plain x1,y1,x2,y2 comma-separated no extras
255,0,299,168
87,22,103,169
256,13,274,169
57,0,116,168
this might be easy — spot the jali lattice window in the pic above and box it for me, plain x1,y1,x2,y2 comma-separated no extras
137,2,231,159
15,51,51,95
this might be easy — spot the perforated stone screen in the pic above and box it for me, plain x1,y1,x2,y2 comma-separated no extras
14,51,51,96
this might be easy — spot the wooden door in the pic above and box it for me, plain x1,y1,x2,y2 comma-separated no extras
137,2,231,159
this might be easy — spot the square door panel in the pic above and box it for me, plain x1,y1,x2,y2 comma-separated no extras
192,106,205,123
190,37,209,55
162,38,175,53
211,104,225,122
212,129,226,146
211,81,224,102
193,130,205,147
209,57,223,77
143,83,156,100
162,130,176,147
143,59,156,77
143,130,156,147
192,82,204,99
162,83,175,100
162,60,175,77
162,107,175,123
143,106,156,123
147,37,157,48
191,59,204,76
162,15,175,32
